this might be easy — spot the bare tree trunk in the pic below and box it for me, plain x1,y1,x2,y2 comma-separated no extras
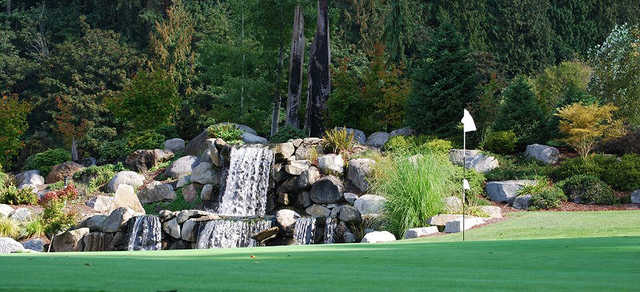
286,5,305,129
304,0,331,137
71,136,79,162
270,45,284,137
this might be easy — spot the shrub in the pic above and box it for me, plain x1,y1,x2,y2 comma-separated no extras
73,165,116,194
207,124,243,143
559,175,616,205
271,125,306,143
0,217,20,238
383,136,413,155
422,139,453,156
484,130,517,154
373,153,455,238
48,181,65,191
24,219,45,238
39,186,78,237
529,186,567,210
551,155,614,181
81,127,118,157
323,128,355,155
450,167,486,199
600,154,640,191
126,130,166,152
0,185,38,205
0,95,31,169
598,129,640,155
98,139,129,164
39,185,79,206
23,148,71,176
486,156,553,181
156,125,180,140
384,136,452,156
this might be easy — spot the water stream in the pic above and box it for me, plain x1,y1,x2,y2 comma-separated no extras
127,215,162,251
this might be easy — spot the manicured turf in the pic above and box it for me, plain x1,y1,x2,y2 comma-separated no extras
1,211,639,292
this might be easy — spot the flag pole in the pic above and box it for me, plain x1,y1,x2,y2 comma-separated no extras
462,128,466,241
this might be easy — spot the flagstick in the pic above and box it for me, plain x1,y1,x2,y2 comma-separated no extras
462,130,466,242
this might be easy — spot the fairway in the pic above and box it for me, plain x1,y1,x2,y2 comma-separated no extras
1,210,639,291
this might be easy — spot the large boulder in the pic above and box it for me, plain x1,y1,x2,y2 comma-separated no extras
273,142,296,162
361,231,396,243
9,208,33,223
165,156,199,179
83,232,114,252
632,190,640,204
428,214,463,227
512,195,532,210
138,181,176,204
109,184,145,214
242,132,268,144
0,204,14,218
16,170,44,188
449,150,499,173
335,127,367,145
163,218,181,239
354,194,386,215
181,219,198,242
107,171,145,193
101,208,136,233
344,193,358,205
164,138,186,153
390,127,415,137
190,162,218,185
294,138,324,160
185,130,209,156
486,180,536,203
279,167,320,193
444,217,485,233
443,196,463,213
217,122,257,135
23,238,45,252
310,176,344,204
478,206,502,218
46,161,84,184
305,204,331,218
53,228,90,252
338,205,362,224
318,154,344,174
200,184,215,201
525,144,560,165
125,149,174,173
0,237,25,254
80,215,108,232
284,160,311,176
276,209,300,235
182,184,199,203
366,132,390,148
205,139,222,167
347,159,376,192
404,227,439,239
85,196,114,213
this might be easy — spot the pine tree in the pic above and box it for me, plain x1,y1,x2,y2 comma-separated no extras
406,23,479,137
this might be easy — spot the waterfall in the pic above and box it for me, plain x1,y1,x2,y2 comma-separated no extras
217,146,274,217
196,219,272,249
127,215,162,251
293,217,316,245
324,218,337,244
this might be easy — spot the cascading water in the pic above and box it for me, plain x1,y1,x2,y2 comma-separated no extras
293,217,316,245
324,218,338,244
217,146,274,217
196,219,272,249
127,215,162,251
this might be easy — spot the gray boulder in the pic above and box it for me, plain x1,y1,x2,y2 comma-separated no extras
366,132,390,148
632,190,640,204
125,149,173,173
478,206,502,218
176,209,213,224
164,138,186,153
318,154,344,174
9,208,33,223
354,194,386,215
165,155,199,179
182,184,198,203
296,192,312,208
107,171,145,193
404,227,439,239
200,184,215,201
338,205,362,224
176,175,191,188
110,184,145,214
390,127,415,137
85,196,114,213
276,209,300,234
344,193,358,205
449,150,499,173
525,144,560,165
428,214,463,227
102,207,136,233
138,181,176,204
284,160,311,176
190,162,218,185
0,204,14,218
181,219,198,242
443,196,463,213
204,139,222,167
23,238,45,252
486,180,536,203
242,132,268,144
347,158,376,192
361,231,396,243
163,218,181,239
310,176,344,204
16,170,45,188
279,166,321,193
80,215,108,232
444,217,485,233
273,142,296,162
0,237,24,254
305,204,331,218
335,127,367,145
53,228,90,252
512,195,533,210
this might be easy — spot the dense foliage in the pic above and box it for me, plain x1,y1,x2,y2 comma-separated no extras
23,148,71,176
559,175,616,205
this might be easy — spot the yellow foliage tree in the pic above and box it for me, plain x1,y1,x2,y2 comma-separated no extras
555,103,626,158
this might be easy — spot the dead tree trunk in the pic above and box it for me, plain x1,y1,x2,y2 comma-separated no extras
286,5,305,129
304,0,331,137
270,45,284,137
71,136,79,162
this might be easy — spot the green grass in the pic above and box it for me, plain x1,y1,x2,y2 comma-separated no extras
0,211,639,291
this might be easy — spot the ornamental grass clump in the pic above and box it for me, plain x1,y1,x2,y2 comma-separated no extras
323,128,355,155
373,153,456,238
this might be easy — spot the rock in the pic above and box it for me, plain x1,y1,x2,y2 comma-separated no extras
449,150,499,173
252,227,279,242
80,157,97,167
185,130,209,156
53,228,90,252
102,208,136,233
190,162,218,185
338,205,362,224
404,227,439,239
176,175,191,188
343,231,357,243
296,191,312,208
163,218,181,239
242,132,268,144
443,196,463,213
276,209,300,234
165,155,199,179
354,194,386,215
159,210,176,222
200,184,215,201
107,171,145,193
525,144,560,165
0,237,25,254
294,140,324,160
0,204,14,218
335,127,366,145
330,205,341,218
176,210,211,224
138,181,176,204
444,217,485,233
205,139,222,167
361,231,396,243
478,206,502,218
279,167,320,193
23,238,45,252
85,196,114,213
80,215,108,232
9,208,33,223
277,193,290,205
344,193,358,205
428,214,463,227
46,161,84,184
16,170,44,187
347,159,376,192
125,149,174,173
274,142,296,162
110,184,145,214
512,195,532,210
366,132,390,148
182,184,198,203
305,204,331,218
83,232,113,252
284,160,311,175
318,154,344,174
310,176,344,204
390,127,415,137
486,180,536,203
181,219,198,242
164,138,186,153
632,190,640,204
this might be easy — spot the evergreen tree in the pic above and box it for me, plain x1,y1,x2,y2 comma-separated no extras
406,23,478,137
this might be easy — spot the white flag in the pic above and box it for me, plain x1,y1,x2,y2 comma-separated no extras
461,109,476,133
463,179,471,191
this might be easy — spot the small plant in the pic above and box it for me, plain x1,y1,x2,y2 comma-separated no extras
518,179,567,210
422,138,453,155
39,185,79,206
559,175,616,205
207,123,244,143
450,167,486,199
323,128,355,155
23,148,71,176
484,130,517,154
0,185,38,205
73,165,117,194
0,217,20,238
383,136,413,154
48,181,65,191
24,218,45,238
97,139,129,164
39,185,78,237
271,125,307,143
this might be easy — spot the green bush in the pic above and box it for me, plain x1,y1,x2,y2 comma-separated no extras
529,186,567,210
126,130,166,152
0,185,38,205
41,199,77,237
484,130,517,154
23,148,71,176
422,139,453,156
599,154,640,191
323,128,356,155
48,181,65,191
207,124,243,143
486,156,553,181
24,218,44,238
271,126,307,143
551,155,613,181
98,139,129,164
450,167,486,199
559,175,616,205
73,164,117,194
383,136,414,154
0,217,20,238
384,136,452,156
156,125,180,140
81,127,118,157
